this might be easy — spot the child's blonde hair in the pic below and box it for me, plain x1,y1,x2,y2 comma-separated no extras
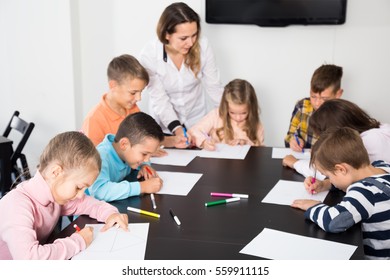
38,131,101,173
217,79,261,145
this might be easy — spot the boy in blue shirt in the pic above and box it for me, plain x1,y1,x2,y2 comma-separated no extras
291,127,390,259
87,112,164,202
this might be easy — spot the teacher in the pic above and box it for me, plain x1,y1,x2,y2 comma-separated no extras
139,2,224,140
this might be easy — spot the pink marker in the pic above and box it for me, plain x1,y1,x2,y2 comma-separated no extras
311,175,316,194
211,192,249,199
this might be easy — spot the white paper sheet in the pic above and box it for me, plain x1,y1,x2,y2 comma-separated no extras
262,179,328,206
272,147,311,160
157,171,203,196
150,149,199,166
240,228,357,260
198,144,250,159
72,223,149,260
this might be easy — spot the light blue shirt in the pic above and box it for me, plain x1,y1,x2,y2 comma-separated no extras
87,134,141,202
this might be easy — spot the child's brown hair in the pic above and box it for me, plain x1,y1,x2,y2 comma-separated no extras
311,64,343,94
310,127,370,173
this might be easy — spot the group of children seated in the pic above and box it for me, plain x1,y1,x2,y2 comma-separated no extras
0,55,389,260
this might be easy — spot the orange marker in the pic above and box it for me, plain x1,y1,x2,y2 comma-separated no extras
73,224,81,232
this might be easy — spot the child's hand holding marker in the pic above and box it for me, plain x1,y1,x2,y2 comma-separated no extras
304,176,319,194
140,165,156,180
293,133,304,153
74,224,94,247
201,131,216,151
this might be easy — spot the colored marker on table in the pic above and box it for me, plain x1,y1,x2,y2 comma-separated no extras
169,208,181,226
150,193,157,209
73,224,81,232
205,197,240,207
127,206,160,219
210,192,249,199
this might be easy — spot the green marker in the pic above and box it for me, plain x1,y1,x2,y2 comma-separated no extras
205,197,240,207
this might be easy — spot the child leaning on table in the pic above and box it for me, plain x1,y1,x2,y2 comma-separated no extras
86,112,164,202
0,131,128,260
188,79,264,151
291,127,390,260
283,99,390,187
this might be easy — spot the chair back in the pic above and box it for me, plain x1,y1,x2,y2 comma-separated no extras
2,110,35,183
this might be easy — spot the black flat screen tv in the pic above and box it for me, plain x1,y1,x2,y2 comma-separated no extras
205,0,347,27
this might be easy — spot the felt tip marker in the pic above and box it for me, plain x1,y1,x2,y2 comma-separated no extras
294,133,304,153
150,193,157,209
127,206,160,218
205,197,240,207
210,192,249,199
183,127,189,145
169,208,181,226
145,166,153,176
73,224,81,232
311,176,316,195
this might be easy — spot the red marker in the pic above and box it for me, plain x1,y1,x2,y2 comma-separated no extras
73,224,81,232
145,166,153,176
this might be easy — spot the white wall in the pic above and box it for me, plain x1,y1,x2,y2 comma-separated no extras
0,0,76,172
1,0,390,171
78,0,390,147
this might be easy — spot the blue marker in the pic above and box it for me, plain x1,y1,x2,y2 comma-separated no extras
183,127,189,145
294,133,304,153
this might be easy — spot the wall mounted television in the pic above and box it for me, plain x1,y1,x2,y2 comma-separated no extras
205,0,347,27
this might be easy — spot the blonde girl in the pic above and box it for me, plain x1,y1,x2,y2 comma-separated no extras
0,131,128,259
189,79,264,150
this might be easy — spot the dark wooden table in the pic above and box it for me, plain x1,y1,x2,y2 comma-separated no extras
52,147,364,259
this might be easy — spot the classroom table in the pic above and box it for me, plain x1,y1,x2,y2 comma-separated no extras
0,135,13,197
52,146,364,259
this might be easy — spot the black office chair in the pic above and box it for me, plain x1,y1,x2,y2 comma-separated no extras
2,111,35,189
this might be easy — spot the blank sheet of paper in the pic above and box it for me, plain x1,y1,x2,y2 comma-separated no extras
240,228,357,260
262,180,328,206
150,149,199,166
272,147,311,160
72,223,149,260
198,144,250,159
157,171,203,196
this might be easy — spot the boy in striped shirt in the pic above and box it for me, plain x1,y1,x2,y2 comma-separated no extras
291,127,390,259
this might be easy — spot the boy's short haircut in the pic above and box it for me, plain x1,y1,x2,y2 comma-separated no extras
107,54,149,85
115,112,164,145
310,127,370,173
311,64,343,94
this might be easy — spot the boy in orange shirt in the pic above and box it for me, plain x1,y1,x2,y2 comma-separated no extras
82,54,186,154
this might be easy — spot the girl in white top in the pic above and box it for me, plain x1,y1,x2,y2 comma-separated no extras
283,99,390,193
139,2,223,142
188,79,264,150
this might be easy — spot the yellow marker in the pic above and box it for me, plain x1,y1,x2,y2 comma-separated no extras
127,206,160,218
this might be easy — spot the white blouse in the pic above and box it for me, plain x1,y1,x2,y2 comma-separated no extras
139,37,223,133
